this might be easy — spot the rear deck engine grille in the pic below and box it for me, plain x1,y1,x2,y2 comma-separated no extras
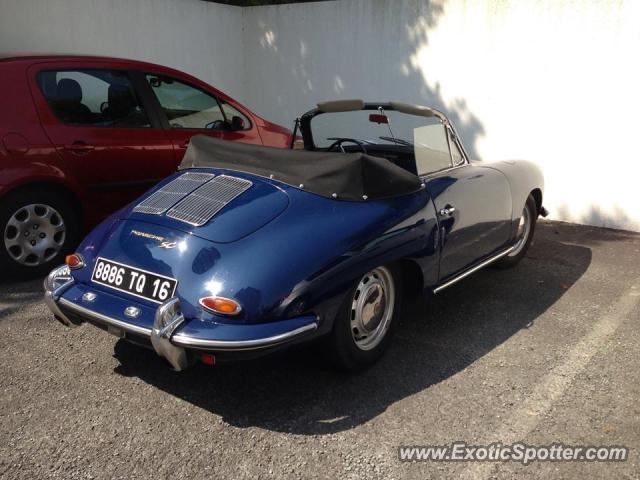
132,172,215,215
166,175,253,226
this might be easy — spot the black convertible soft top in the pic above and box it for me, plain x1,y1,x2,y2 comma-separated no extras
179,135,422,201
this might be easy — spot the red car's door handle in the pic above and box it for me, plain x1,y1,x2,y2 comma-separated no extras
64,141,95,154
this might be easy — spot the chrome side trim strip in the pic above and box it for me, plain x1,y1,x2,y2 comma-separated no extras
171,322,318,351
432,245,515,294
58,298,152,336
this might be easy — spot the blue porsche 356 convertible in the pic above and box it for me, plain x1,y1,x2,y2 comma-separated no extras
44,100,545,371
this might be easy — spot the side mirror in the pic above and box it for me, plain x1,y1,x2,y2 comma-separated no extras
231,116,245,131
369,113,389,124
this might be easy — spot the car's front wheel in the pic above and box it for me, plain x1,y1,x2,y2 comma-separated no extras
0,188,80,278
328,264,403,371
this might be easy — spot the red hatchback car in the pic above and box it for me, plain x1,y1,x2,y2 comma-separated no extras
0,54,292,276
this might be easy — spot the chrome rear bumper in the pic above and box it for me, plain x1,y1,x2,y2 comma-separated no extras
43,265,79,327
44,266,318,370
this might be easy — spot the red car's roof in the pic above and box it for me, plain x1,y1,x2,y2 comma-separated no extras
0,53,166,69
2,52,101,59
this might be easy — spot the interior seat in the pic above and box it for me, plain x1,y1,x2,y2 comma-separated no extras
103,83,139,126
51,78,91,124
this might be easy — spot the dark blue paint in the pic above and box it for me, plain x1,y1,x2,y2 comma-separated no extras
424,163,513,279
61,160,537,355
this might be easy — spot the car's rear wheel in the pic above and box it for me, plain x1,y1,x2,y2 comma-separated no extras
328,264,403,371
0,189,80,278
495,194,537,269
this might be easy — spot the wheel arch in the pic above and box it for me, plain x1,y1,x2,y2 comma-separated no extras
530,188,543,216
396,258,424,297
0,180,84,224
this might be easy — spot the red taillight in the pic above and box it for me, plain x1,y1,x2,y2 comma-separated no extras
201,353,216,366
65,254,84,269
199,296,242,315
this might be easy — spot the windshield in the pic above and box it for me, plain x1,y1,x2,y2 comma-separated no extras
309,108,458,175
310,109,436,147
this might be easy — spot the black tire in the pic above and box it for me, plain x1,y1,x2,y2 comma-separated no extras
0,188,80,279
327,264,403,371
494,194,537,269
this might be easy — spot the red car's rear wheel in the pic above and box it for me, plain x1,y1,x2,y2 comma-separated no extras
0,188,79,278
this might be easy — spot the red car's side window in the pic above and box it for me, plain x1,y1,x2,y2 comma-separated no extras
218,99,251,131
145,74,251,131
36,69,151,128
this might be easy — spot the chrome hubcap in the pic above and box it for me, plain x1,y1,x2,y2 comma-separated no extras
509,204,531,257
350,266,395,351
4,204,66,266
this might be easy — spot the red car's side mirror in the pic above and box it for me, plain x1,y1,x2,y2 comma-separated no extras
231,116,245,131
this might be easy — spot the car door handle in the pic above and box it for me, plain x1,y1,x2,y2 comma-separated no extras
439,205,456,217
64,141,94,154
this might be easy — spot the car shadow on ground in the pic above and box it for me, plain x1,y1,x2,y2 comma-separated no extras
112,231,592,435
0,278,43,320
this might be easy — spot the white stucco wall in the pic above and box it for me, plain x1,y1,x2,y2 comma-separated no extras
243,0,640,232
0,0,245,100
1,0,639,231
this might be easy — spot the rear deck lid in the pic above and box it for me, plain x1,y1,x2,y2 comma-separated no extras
126,170,289,243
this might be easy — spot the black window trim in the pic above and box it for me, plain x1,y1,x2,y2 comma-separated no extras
128,70,166,130
141,71,253,132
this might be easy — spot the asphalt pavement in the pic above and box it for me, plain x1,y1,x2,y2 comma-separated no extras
1,221,639,479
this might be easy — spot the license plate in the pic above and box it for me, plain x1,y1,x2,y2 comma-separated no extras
91,257,177,304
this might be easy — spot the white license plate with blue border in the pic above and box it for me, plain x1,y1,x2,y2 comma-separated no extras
91,257,177,304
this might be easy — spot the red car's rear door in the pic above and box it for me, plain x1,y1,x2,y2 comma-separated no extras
27,61,176,223
140,71,262,162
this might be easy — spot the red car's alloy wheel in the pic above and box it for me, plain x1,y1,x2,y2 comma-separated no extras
4,203,66,267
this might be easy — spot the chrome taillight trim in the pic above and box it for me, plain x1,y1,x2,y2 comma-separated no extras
66,253,85,269
198,296,243,316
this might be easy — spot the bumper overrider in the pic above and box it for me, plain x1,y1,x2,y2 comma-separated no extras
44,265,319,370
